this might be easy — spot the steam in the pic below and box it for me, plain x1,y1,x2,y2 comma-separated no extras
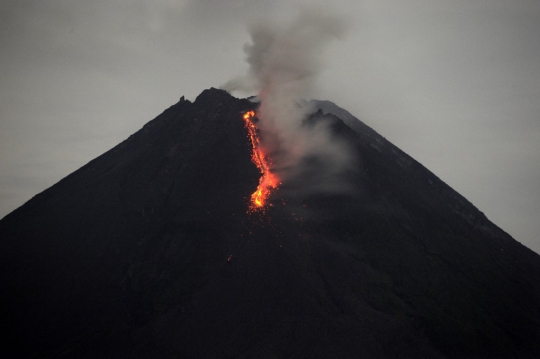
223,9,355,195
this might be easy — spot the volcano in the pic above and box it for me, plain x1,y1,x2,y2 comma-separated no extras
1,88,539,358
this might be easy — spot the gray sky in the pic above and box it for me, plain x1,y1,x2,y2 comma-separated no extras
1,0,539,254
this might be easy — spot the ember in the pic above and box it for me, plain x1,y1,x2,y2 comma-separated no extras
243,110,279,211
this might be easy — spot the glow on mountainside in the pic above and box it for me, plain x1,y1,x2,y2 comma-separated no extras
242,110,279,211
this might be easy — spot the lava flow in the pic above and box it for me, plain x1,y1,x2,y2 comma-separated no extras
243,110,279,211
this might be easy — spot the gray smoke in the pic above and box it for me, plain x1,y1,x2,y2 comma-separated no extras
223,8,355,195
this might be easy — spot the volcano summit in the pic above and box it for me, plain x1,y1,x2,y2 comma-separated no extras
1,88,539,358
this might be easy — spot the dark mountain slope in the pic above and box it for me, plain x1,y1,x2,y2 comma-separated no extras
1,88,539,358
300,105,540,357
0,89,259,357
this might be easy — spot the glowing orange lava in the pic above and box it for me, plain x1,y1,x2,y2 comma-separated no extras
243,110,279,211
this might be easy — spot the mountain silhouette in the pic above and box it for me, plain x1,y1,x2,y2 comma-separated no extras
1,88,539,358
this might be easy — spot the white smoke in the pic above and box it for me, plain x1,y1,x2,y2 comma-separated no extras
223,8,355,194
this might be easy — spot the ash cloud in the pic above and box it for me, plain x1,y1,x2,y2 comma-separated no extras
223,8,355,195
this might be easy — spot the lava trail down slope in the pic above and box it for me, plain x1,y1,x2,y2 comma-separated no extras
1,88,539,358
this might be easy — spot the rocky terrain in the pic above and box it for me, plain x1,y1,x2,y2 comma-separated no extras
1,88,539,358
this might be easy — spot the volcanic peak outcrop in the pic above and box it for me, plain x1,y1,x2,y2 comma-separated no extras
1,88,539,358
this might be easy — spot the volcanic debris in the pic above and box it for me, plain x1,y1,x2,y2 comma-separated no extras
1,88,539,358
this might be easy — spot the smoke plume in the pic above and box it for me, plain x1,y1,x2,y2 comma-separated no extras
223,9,355,195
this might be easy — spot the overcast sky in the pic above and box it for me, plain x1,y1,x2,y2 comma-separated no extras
1,0,539,254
